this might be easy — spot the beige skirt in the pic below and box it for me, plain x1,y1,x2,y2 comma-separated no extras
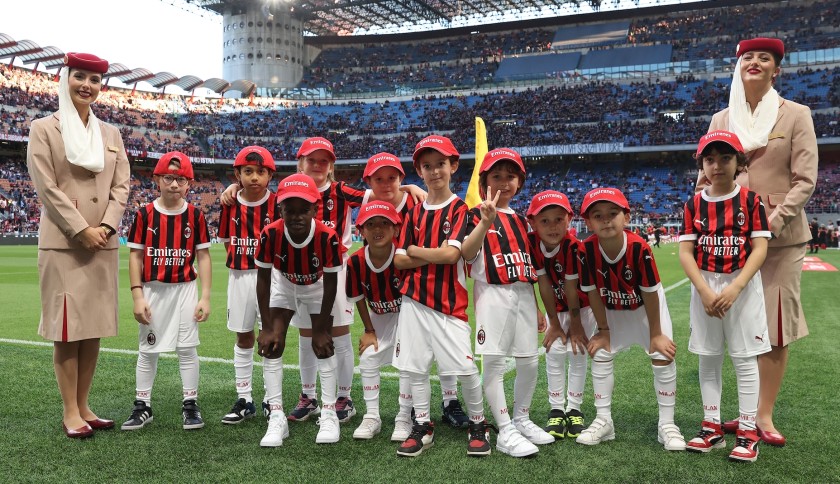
37,248,119,342
760,244,808,346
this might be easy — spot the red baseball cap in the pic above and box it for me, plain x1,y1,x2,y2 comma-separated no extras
154,151,194,179
479,148,525,174
355,201,402,228
364,152,405,178
234,146,276,171
580,187,630,216
277,173,320,204
296,137,336,161
736,37,784,59
527,190,574,218
696,130,745,158
64,52,109,74
412,135,459,165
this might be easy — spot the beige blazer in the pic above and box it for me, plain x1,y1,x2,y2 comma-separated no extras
697,98,818,247
27,113,130,249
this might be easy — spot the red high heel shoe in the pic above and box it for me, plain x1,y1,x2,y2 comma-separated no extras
63,422,94,439
85,418,115,430
757,427,786,447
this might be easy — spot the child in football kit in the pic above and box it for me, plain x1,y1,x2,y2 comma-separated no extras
461,148,554,458
393,135,491,457
218,146,278,426
679,131,771,462
526,191,597,440
123,152,212,431
254,173,344,445
346,201,409,440
361,152,468,430
576,187,686,451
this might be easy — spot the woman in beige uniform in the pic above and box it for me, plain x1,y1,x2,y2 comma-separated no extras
698,38,817,447
27,53,130,438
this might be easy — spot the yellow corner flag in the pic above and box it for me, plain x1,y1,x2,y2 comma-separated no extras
465,117,488,208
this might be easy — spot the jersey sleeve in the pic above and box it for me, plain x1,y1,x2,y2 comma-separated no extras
750,191,772,239
322,229,343,273
126,208,146,249
396,208,414,256
195,210,212,250
463,207,483,263
446,200,468,249
579,241,595,292
637,243,662,292
679,197,698,242
345,254,365,302
255,224,277,269
218,203,231,242
338,181,365,207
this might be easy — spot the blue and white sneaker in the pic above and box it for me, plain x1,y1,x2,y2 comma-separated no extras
222,398,256,425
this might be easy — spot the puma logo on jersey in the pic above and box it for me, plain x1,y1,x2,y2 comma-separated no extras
146,227,158,235
232,218,240,226
275,254,287,262
645,255,652,260
694,218,707,227
414,226,420,232
488,229,503,237
597,269,608,278
363,282,371,291
578,254,586,265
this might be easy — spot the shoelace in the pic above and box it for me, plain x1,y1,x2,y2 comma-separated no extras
404,424,430,445
294,397,313,410
695,428,718,440
568,415,584,426
547,416,565,427
318,416,338,431
335,398,350,411
735,435,756,449
267,414,285,431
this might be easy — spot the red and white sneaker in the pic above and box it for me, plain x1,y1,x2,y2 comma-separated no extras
729,429,760,463
686,421,726,453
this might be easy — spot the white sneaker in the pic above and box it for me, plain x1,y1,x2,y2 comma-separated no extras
496,424,539,458
576,416,615,445
353,415,382,440
315,411,340,444
658,422,686,451
260,412,289,447
515,418,555,445
391,414,413,442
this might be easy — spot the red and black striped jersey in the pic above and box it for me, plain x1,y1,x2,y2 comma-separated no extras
218,190,278,270
679,184,771,273
396,194,469,321
579,231,661,310
255,219,344,285
127,200,211,283
529,232,590,312
317,181,365,252
346,245,404,315
466,208,537,285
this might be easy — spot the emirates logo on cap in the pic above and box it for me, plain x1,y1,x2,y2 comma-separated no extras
491,149,517,158
371,155,390,163
421,138,444,146
285,180,310,188
311,139,332,148
366,204,390,212
589,188,616,198
538,193,562,201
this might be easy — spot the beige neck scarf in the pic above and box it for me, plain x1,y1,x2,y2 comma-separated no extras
58,66,104,173
727,57,779,153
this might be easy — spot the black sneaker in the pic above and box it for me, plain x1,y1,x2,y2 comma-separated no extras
566,409,587,438
182,399,205,430
545,408,567,440
335,397,357,423
121,400,153,431
397,421,435,457
467,420,496,457
222,398,256,425
441,399,470,428
287,393,320,422
262,400,271,419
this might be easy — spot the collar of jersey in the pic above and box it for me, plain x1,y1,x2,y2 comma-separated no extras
599,231,627,265
284,219,316,248
701,183,741,203
365,244,395,273
153,199,187,216
237,189,271,207
540,240,561,259
318,181,333,193
497,207,514,215
363,189,408,213
422,193,457,210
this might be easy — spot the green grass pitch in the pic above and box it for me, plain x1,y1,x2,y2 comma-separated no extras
0,243,837,482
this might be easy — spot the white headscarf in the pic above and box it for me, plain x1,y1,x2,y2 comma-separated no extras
727,56,779,153
58,66,105,173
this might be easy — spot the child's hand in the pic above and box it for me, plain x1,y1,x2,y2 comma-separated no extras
133,298,151,325
567,316,590,355
543,322,567,352
698,287,723,318
479,186,500,224
194,298,210,322
587,331,611,357
359,331,378,355
537,313,547,333
311,331,335,359
712,283,743,317
649,334,677,362
220,183,238,206
257,329,285,359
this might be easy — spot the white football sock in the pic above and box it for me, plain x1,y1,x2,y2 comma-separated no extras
698,353,724,423
359,351,381,418
567,345,589,412
398,371,413,419
732,355,759,431
591,351,614,420
177,347,199,401
135,351,159,405
233,345,254,402
458,372,485,423
299,336,318,399
318,354,338,411
440,374,458,403
482,355,511,428
263,356,284,411
409,372,432,423
513,355,538,422
334,333,354,399
545,339,568,410
652,361,677,426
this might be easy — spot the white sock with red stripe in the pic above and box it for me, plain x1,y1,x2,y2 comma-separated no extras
263,356,284,412
591,351,614,420
439,374,458,403
482,356,511,428
398,371,412,419
135,351,159,405
334,333,353,399
177,347,199,401
233,345,254,403
458,372,485,422
732,356,759,431
699,353,723,423
298,336,318,399
318,355,338,412
652,361,677,425
567,345,589,412
408,372,432,423
512,355,538,422
359,352,380,418
545,340,568,410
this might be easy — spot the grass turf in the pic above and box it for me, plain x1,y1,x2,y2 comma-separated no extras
0,244,837,482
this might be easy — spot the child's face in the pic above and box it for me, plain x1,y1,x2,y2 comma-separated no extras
701,148,739,184
154,162,189,202
485,162,521,207
360,217,397,249
235,165,272,194
415,151,457,191
366,167,403,202
280,198,317,238
299,150,334,186
584,202,629,239
529,206,569,248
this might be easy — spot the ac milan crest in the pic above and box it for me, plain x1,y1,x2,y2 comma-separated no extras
147,331,156,346
264,216,271,226
477,329,486,345
184,224,192,239
311,256,320,268
737,211,746,226
442,220,451,235
392,277,401,289
623,266,633,281
554,261,563,274
327,198,335,211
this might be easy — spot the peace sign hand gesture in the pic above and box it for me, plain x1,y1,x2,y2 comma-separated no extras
479,186,500,224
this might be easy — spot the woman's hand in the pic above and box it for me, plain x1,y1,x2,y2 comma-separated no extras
75,226,108,252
